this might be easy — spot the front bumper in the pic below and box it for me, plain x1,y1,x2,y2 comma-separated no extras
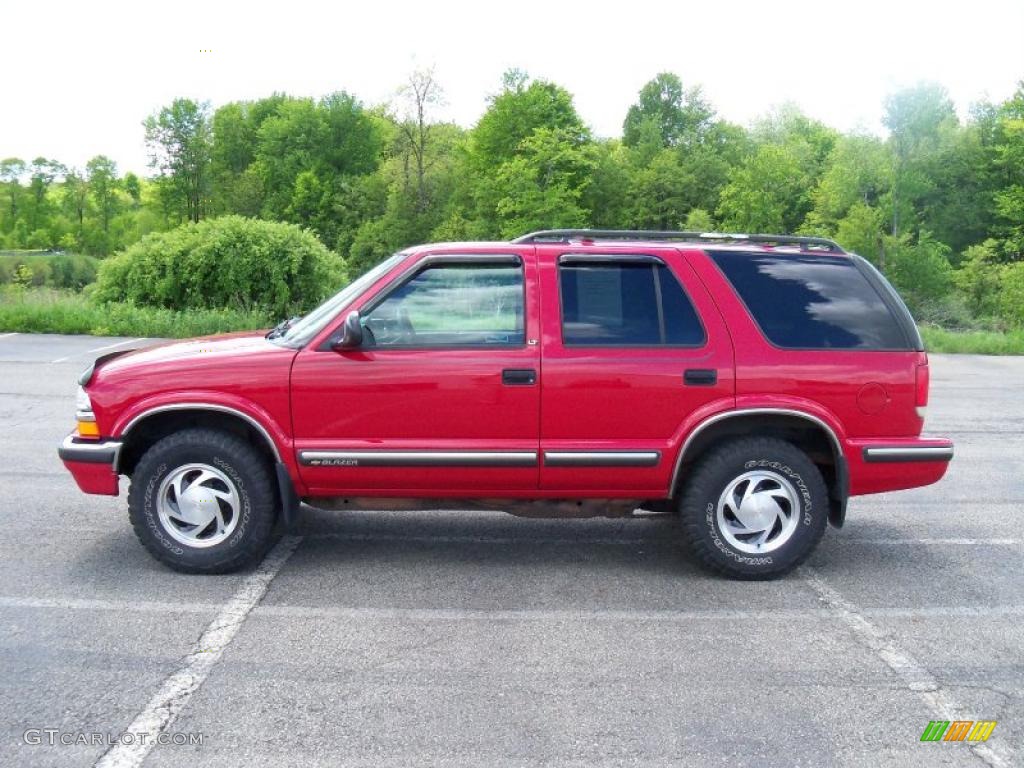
58,434,122,495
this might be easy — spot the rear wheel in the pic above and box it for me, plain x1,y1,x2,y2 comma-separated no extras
128,428,278,573
678,437,828,579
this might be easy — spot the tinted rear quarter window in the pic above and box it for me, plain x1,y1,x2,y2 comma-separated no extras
709,250,910,350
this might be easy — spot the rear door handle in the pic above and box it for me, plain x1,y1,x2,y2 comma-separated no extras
502,368,537,386
684,368,717,386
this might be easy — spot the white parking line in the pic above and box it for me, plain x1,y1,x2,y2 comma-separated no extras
305,531,1023,547
252,603,1024,623
93,535,302,768
4,594,1023,623
845,537,1021,546
0,596,219,613
51,336,145,364
0,332,18,340
800,566,1015,768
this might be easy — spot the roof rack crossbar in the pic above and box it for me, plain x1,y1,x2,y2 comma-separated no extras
512,229,845,253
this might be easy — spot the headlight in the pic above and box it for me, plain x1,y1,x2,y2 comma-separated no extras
75,386,93,417
75,386,100,437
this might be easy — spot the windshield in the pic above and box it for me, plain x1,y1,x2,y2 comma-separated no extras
275,252,408,347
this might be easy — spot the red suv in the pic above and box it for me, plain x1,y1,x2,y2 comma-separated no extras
58,230,953,579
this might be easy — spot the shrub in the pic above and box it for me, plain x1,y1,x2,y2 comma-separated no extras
94,215,346,317
0,252,98,290
953,239,1003,318
997,261,1024,327
886,231,954,310
12,263,34,288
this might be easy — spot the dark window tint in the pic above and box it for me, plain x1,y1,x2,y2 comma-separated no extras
709,251,910,350
559,261,705,346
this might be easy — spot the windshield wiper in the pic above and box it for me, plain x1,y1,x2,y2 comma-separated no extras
266,316,301,340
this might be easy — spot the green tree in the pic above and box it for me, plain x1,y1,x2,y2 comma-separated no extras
396,68,445,213
0,158,26,227
27,157,65,232
471,70,588,171
122,172,141,207
684,208,715,231
488,127,596,238
992,82,1024,257
210,95,289,216
954,239,1003,317
144,98,213,223
622,72,715,150
469,71,590,235
582,140,631,227
886,231,954,306
86,155,119,254
718,143,807,232
61,169,90,250
835,202,886,265
627,149,692,229
807,134,891,229
917,106,1000,255
253,93,381,247
996,262,1024,325
883,83,957,238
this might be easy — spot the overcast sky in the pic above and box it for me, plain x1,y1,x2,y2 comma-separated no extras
3,0,1023,176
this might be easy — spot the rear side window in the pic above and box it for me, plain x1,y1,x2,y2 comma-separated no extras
559,259,705,346
709,251,911,350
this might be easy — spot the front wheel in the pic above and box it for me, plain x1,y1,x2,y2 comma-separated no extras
678,437,828,579
128,428,278,573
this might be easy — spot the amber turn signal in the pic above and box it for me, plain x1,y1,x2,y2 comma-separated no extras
76,420,100,438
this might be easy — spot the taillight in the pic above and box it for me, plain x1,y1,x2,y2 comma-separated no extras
915,361,930,421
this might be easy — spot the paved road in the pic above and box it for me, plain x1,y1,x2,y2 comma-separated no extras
0,333,1020,767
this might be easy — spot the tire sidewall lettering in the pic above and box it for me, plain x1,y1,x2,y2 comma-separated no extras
705,501,774,566
744,458,814,525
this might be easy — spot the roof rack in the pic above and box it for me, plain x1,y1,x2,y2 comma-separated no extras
511,229,845,253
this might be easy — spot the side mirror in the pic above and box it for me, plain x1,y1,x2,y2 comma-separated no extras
333,310,363,350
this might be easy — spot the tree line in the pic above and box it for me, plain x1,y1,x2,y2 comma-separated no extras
2,69,1023,327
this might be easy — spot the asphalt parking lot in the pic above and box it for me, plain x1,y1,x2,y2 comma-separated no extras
0,332,1021,767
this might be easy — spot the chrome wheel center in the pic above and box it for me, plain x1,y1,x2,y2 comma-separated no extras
157,463,240,548
716,469,800,554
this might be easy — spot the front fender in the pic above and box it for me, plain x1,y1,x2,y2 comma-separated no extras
111,392,297,479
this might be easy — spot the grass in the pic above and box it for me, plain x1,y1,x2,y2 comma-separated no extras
0,288,273,338
920,325,1024,355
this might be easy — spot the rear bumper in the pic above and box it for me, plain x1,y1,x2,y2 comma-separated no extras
847,436,953,496
58,434,121,495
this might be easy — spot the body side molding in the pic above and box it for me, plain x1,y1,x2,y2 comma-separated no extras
299,450,538,468
543,451,660,468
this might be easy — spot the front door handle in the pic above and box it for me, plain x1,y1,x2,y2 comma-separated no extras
684,368,717,386
502,368,537,386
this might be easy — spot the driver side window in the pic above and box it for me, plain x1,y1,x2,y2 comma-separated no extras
361,260,525,348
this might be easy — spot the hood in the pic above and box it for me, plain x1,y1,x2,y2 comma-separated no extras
93,331,292,381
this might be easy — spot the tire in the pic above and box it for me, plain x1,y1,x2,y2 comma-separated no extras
678,437,828,580
128,428,278,573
